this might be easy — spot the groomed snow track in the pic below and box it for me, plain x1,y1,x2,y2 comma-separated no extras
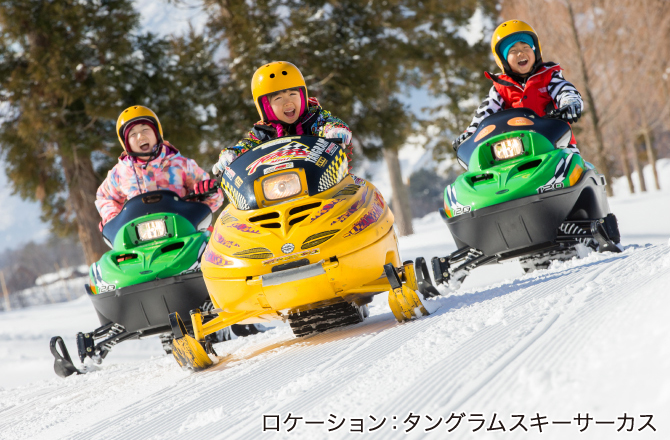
1,244,669,440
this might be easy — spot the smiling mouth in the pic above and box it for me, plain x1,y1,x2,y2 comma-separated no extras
284,108,296,118
518,59,529,67
139,142,151,150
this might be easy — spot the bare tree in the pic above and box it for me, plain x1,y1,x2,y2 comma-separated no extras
501,0,670,195
615,130,635,195
620,0,670,190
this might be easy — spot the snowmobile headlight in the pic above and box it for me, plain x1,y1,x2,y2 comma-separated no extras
137,219,167,241
262,172,302,200
492,137,524,160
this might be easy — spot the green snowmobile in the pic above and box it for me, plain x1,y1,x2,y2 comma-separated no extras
415,107,621,294
50,189,263,378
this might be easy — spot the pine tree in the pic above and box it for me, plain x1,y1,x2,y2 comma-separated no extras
201,0,500,232
0,0,141,265
402,0,499,158
0,1,227,264
202,0,421,233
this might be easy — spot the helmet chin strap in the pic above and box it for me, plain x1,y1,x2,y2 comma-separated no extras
126,143,161,163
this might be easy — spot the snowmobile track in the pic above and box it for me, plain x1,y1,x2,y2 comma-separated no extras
378,245,668,438
66,312,443,440
2,244,668,440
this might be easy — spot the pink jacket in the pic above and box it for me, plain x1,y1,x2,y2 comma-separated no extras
96,142,224,225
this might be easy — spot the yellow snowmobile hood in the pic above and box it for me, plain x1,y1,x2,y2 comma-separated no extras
203,175,393,279
168,137,428,372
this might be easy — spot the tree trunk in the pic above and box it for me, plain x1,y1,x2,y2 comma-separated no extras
566,1,613,196
382,147,413,236
619,143,634,195
629,141,647,193
60,150,108,266
640,127,661,190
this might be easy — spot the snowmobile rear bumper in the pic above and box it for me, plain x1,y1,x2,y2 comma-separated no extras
444,170,609,257
88,271,210,333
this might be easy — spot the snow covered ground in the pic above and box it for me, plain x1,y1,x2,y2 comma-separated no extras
1,183,669,439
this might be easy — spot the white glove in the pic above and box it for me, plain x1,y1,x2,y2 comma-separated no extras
323,127,352,145
212,150,238,177
558,95,582,123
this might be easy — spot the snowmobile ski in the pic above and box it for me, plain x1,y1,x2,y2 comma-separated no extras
50,336,84,378
169,312,213,371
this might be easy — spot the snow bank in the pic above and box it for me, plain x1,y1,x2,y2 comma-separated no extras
1,276,88,312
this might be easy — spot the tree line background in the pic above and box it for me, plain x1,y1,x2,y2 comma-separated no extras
0,0,668,291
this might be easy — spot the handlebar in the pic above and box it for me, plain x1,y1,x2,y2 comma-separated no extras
545,107,568,119
184,178,222,201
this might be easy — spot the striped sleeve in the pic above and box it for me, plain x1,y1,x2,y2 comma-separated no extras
547,70,583,107
465,86,505,135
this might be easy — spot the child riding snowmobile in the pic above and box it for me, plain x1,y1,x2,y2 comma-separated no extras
454,19,583,155
49,107,252,378
409,20,622,293
415,106,621,294
96,105,223,225
169,62,429,371
212,61,354,176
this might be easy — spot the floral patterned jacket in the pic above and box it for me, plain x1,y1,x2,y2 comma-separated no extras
96,142,224,224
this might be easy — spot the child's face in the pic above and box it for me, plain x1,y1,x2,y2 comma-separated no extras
127,123,158,159
506,42,536,75
269,89,302,124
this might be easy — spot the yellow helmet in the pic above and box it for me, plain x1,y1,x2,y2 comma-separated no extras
251,61,308,121
491,20,542,72
116,105,164,153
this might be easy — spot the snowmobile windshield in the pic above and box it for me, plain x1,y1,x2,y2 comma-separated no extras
457,108,572,168
102,190,212,244
220,136,349,210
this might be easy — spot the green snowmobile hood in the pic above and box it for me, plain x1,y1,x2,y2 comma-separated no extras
89,191,212,293
444,109,600,218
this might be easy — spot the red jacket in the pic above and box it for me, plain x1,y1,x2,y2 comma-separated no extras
479,63,578,145
484,64,562,116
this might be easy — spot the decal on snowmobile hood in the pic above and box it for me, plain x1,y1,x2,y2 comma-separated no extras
222,136,349,210
213,232,240,249
246,141,310,175
262,248,319,266
508,117,534,126
475,125,496,142
343,191,385,237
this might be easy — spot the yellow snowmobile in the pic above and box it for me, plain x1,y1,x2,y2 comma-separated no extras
169,136,428,371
